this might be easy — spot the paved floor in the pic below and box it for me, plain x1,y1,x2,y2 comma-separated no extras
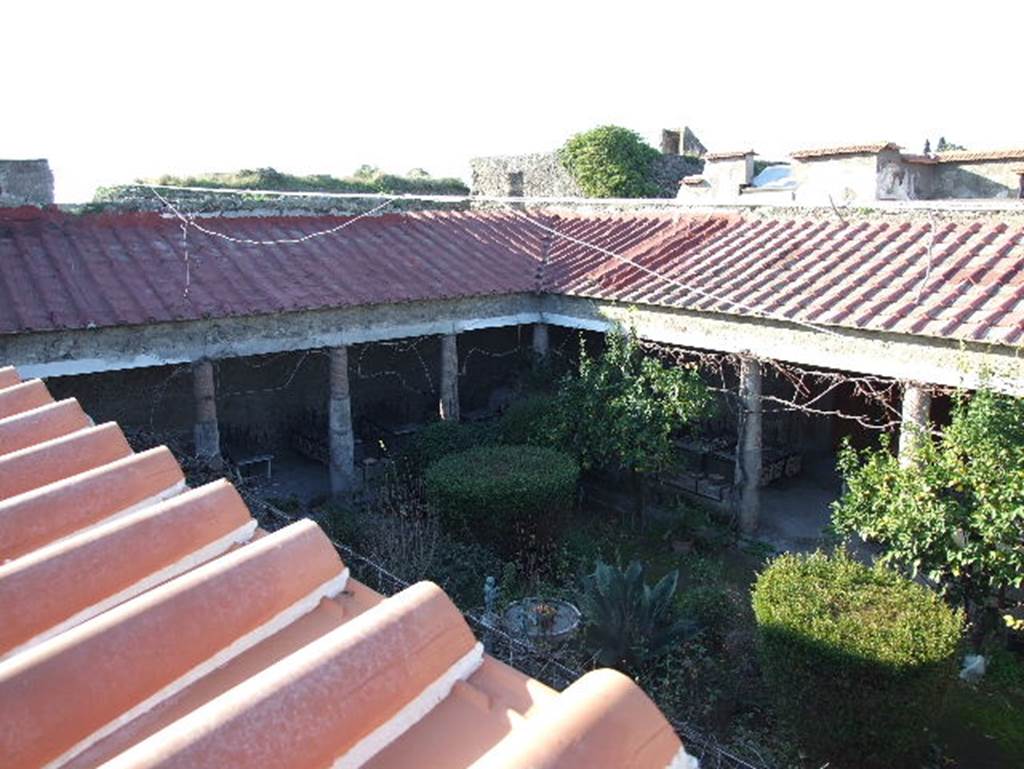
756,452,843,552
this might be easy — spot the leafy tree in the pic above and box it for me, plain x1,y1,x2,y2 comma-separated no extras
833,389,1024,642
353,164,380,180
550,330,711,523
936,136,967,152
579,560,697,672
558,125,660,198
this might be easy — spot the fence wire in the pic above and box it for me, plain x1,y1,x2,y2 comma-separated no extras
245,492,771,769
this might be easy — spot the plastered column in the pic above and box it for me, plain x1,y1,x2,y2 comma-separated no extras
192,359,222,467
532,323,550,360
439,333,460,422
329,346,356,495
735,356,762,535
898,383,932,467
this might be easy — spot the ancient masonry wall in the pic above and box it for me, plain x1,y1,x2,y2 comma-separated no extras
470,153,701,198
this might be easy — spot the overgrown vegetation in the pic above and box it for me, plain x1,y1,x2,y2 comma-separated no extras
752,551,963,768
558,126,661,197
833,389,1024,644
138,166,469,196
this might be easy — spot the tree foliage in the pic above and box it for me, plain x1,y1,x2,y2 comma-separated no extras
579,560,697,672
833,389,1024,632
550,330,711,477
558,125,660,198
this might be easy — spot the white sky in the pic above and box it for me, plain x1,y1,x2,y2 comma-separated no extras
7,1,1024,202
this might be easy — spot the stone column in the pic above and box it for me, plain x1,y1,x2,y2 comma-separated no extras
898,383,932,467
735,356,762,535
439,333,460,422
532,323,550,360
192,359,221,467
329,346,356,495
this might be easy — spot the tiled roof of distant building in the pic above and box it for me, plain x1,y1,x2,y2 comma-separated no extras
790,142,901,159
935,149,1024,163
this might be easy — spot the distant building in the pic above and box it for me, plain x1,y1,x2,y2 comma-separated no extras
677,142,1024,205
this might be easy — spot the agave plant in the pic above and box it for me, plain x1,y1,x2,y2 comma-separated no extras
578,560,698,671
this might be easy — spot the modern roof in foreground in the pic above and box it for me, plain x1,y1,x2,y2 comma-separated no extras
2,205,1024,347
0,365,695,769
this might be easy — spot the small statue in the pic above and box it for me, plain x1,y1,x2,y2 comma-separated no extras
483,576,498,616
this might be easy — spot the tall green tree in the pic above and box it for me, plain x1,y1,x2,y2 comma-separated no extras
550,330,711,523
558,126,660,198
833,389,1024,642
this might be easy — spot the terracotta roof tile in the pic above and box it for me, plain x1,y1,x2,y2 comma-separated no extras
541,212,1024,346
0,208,542,334
0,369,694,769
935,149,1024,163
3,208,1024,347
0,366,20,388
0,398,90,456
0,446,185,561
0,421,133,500
704,149,755,161
791,142,901,159
0,379,52,420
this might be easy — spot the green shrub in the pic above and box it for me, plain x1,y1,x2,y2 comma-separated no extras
403,420,494,474
496,395,559,447
558,125,660,198
752,551,963,768
578,560,698,672
424,445,579,554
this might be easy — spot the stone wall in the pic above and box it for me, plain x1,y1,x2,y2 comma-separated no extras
933,160,1022,199
470,153,701,198
0,160,54,206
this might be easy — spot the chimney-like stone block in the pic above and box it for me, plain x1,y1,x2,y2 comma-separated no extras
0,160,54,207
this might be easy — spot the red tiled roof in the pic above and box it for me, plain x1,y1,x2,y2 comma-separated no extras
703,150,755,161
541,212,1024,346
791,142,901,159
3,207,1024,347
935,149,1024,163
0,208,542,334
0,368,694,769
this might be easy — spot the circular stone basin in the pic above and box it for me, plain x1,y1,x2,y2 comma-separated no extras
502,597,581,646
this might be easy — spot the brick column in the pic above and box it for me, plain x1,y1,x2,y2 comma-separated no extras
898,383,932,467
735,356,762,535
439,333,460,422
329,346,355,495
192,359,221,468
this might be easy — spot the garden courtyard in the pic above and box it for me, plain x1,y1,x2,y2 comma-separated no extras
211,331,1024,769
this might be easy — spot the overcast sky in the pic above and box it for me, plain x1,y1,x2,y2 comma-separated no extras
7,1,1023,202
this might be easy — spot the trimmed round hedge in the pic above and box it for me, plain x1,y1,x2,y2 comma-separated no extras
424,445,579,554
403,420,494,474
752,551,962,768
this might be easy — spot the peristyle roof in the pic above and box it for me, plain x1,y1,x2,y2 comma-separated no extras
3,205,1024,346
0,365,694,769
